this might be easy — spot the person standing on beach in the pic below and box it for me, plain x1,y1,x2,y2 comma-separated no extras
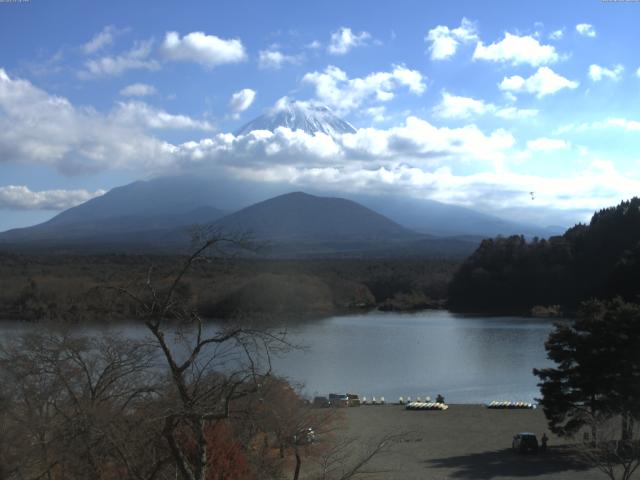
541,433,548,452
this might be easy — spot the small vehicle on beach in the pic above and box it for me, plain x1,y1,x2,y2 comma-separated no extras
313,396,331,408
347,393,361,406
328,393,349,407
512,432,539,453
294,427,315,445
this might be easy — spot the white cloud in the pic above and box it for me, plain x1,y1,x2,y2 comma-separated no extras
119,83,157,97
364,106,387,122
526,137,570,151
83,25,120,54
111,101,215,131
588,64,624,82
173,116,515,172
170,123,640,217
549,29,564,40
399,160,638,214
306,40,322,50
258,49,300,69
494,106,539,119
576,23,596,37
0,185,105,210
160,31,246,67
302,65,426,114
433,92,490,119
499,67,579,98
425,18,477,60
603,118,640,131
433,92,538,120
228,88,256,116
636,67,640,78
0,68,174,173
556,117,640,134
473,33,559,66
327,27,371,55
80,40,159,78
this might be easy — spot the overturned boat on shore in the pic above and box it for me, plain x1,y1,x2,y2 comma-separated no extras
405,401,448,411
487,401,535,409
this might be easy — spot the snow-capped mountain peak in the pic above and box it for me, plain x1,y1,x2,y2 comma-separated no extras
234,99,356,138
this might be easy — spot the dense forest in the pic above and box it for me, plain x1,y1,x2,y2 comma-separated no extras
0,254,458,323
448,197,640,314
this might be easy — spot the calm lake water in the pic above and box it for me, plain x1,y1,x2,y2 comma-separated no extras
272,310,557,404
1,310,558,404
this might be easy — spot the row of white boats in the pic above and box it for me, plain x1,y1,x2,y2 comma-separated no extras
486,401,536,409
405,401,449,411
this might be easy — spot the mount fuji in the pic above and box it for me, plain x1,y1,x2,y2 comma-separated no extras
235,100,356,138
0,102,557,254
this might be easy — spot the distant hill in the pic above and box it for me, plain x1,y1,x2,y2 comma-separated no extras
448,197,640,314
215,192,412,241
208,191,479,257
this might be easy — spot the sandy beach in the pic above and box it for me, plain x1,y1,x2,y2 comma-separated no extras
304,404,607,480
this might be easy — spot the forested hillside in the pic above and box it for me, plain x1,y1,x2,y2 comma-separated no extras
448,197,640,314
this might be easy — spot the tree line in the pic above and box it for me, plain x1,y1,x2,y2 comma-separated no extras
448,197,640,314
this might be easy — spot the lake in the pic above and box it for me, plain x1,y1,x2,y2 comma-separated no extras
271,310,557,404
0,310,558,404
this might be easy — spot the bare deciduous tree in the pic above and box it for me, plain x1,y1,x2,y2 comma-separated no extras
111,234,290,480
0,332,167,480
312,432,407,480
578,415,640,480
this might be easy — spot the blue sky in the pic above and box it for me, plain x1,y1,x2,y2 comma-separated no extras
1,0,640,230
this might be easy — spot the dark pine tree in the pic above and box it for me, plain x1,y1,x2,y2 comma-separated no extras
533,298,640,441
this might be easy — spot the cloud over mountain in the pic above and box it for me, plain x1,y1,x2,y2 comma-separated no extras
0,185,105,210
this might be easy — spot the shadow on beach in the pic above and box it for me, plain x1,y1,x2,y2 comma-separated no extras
424,446,591,479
